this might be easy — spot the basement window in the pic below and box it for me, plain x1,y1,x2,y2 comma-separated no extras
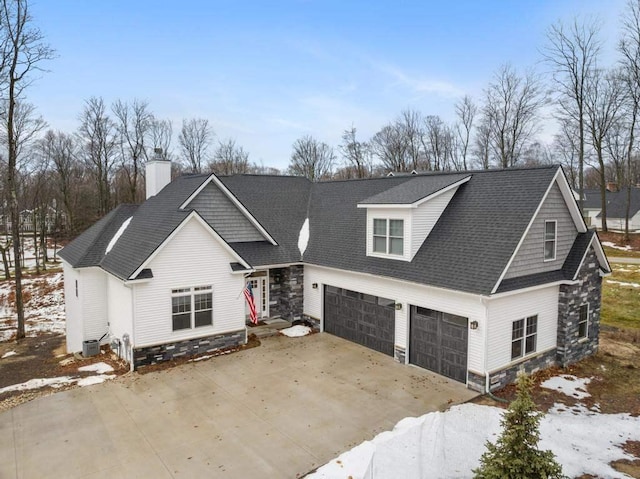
171,285,213,331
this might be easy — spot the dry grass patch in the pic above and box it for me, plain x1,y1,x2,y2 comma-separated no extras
602,264,640,330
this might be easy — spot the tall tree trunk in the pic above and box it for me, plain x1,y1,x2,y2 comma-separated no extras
597,147,608,233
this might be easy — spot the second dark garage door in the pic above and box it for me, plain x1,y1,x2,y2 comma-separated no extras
409,306,469,383
324,285,395,356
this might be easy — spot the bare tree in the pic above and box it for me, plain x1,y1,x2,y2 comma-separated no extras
585,69,626,232
78,97,117,215
209,138,250,175
370,123,410,172
619,0,640,240
544,18,601,213
398,109,424,170
0,0,54,339
288,135,335,181
553,118,581,189
455,95,477,171
178,118,213,173
112,99,153,203
149,117,173,160
473,117,492,170
339,125,371,178
482,64,547,168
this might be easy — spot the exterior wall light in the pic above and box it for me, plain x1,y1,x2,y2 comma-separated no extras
312,283,318,289
395,302,403,310
469,320,479,330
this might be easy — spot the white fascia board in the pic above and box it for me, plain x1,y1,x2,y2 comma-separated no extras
490,169,560,295
572,234,611,279
356,176,471,209
555,167,588,233
306,263,483,300
180,174,278,246
356,203,414,209
128,211,251,280
488,280,578,300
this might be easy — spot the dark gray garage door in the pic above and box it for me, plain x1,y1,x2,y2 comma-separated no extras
409,306,468,383
324,286,395,356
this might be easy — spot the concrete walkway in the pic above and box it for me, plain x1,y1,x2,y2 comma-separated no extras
0,333,477,478
609,256,640,264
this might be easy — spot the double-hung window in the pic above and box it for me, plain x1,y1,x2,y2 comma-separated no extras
171,285,213,331
578,304,589,339
373,218,404,255
544,220,557,261
511,315,538,360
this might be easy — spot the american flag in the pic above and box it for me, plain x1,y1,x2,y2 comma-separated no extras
243,282,258,324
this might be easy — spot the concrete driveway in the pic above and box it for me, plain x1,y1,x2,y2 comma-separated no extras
0,333,477,478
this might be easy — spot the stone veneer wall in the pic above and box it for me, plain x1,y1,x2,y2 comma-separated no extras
556,247,602,367
133,330,245,369
468,349,558,393
268,266,304,321
468,246,603,393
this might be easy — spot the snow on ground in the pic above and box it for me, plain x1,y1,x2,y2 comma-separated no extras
76,375,116,387
0,271,65,341
0,376,76,394
0,368,118,394
540,374,591,400
1,350,16,359
280,325,312,337
78,362,114,374
602,241,633,251
308,403,640,479
606,279,640,288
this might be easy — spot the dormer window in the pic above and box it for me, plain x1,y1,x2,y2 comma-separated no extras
544,220,557,261
373,219,404,255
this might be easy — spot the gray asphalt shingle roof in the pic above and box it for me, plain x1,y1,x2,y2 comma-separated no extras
359,174,470,205
61,164,588,295
600,187,640,219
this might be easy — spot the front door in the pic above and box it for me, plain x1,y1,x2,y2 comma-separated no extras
246,276,269,321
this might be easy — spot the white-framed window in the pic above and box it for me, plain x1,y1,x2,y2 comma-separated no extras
372,218,404,255
578,304,589,338
544,220,557,261
171,285,213,331
511,315,537,360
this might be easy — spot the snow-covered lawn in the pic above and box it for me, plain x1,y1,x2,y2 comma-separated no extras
308,402,640,479
0,362,116,395
606,279,640,288
602,241,633,252
0,271,65,341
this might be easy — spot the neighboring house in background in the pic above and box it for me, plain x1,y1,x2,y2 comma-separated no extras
597,187,640,231
581,186,640,231
59,162,611,393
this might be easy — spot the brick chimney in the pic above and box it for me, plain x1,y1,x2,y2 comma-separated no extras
145,149,171,199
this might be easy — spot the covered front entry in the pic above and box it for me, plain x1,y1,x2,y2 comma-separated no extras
246,272,269,321
409,306,468,383
323,285,395,356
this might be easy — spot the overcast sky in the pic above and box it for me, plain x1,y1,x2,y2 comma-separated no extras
29,0,626,170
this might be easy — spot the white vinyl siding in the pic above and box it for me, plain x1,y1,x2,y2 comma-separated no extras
106,274,134,361
303,264,486,374
62,262,83,353
132,217,245,347
81,267,109,344
504,182,578,279
410,187,457,258
485,286,558,372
